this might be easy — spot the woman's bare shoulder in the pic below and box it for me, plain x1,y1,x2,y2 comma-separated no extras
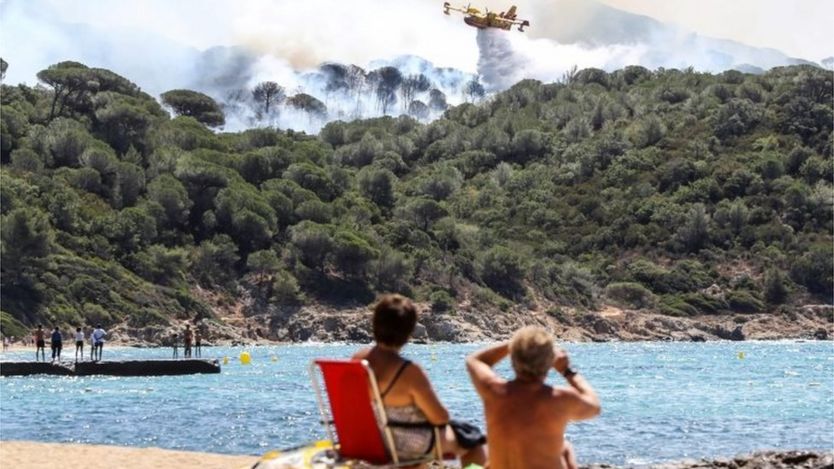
351,347,372,360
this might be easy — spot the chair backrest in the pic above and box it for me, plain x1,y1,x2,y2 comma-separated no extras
312,359,390,464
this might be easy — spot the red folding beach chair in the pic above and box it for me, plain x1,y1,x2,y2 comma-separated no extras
310,359,446,467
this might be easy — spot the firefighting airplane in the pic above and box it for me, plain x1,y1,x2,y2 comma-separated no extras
443,2,530,32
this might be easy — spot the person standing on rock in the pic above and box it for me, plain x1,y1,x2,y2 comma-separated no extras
194,329,202,358
183,326,193,358
92,324,106,361
172,333,179,359
34,325,46,361
74,327,85,362
89,326,96,361
466,326,601,469
50,326,63,362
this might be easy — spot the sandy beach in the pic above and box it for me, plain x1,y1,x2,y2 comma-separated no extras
0,441,258,469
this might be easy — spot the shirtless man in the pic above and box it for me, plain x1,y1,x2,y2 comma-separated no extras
194,329,202,358
183,326,193,358
466,326,601,469
34,325,46,361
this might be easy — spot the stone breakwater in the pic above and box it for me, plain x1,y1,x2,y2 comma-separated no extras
0,359,221,376
581,451,834,469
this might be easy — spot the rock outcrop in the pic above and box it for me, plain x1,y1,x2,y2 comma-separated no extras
581,450,834,469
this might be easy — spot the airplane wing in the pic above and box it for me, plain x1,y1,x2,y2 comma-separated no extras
443,2,470,14
508,18,530,31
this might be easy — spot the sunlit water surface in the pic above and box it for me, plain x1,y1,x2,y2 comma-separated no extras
1,341,832,464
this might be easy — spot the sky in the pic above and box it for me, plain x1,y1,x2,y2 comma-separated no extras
599,0,834,61
0,0,831,89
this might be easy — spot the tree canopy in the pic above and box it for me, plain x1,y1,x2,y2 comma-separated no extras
160,89,225,127
0,61,831,333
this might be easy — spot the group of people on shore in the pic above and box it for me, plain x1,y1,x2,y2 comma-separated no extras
32,324,107,362
171,325,202,359
355,294,601,469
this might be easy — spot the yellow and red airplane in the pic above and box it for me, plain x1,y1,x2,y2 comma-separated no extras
443,2,530,32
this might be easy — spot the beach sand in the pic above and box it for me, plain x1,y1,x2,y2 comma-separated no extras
0,441,258,469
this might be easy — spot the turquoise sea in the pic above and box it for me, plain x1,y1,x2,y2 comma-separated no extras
1,341,832,465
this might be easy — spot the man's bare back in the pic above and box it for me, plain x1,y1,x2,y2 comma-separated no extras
467,328,601,469
481,380,573,469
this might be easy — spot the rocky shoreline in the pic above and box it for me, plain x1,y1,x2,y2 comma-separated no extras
101,300,833,346
582,450,834,469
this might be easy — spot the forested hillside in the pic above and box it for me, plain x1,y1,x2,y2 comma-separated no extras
1,59,831,340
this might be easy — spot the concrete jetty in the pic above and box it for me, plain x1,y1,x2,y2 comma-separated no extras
0,359,221,377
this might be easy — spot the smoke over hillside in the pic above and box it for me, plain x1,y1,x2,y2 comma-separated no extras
1,0,826,133
198,52,480,133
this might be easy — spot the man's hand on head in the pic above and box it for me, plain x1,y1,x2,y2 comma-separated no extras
553,348,569,375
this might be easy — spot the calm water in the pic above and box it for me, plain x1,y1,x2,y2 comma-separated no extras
1,342,832,464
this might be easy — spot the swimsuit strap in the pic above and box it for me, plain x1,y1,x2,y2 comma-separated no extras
380,360,411,398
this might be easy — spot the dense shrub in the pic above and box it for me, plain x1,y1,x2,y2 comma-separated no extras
0,62,830,330
604,282,656,309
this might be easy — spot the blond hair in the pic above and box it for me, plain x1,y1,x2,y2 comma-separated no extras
509,326,555,379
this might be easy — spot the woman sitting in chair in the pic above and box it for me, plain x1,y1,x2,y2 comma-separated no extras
352,294,487,467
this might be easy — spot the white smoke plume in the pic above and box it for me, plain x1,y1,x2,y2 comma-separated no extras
0,0,821,133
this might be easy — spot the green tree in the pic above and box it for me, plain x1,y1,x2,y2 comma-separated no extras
790,246,833,296
36,61,93,119
161,89,225,127
10,148,44,173
331,229,378,278
358,167,396,208
763,269,789,305
676,204,709,252
132,245,188,286
246,249,282,276
252,81,285,115
286,93,327,118
147,174,192,228
479,246,526,298
290,221,333,272
402,197,447,231
191,235,240,289
0,208,53,288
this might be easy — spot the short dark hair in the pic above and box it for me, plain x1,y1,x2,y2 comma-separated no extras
372,294,417,347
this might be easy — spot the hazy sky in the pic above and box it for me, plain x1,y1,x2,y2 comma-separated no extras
1,0,831,89
599,0,834,61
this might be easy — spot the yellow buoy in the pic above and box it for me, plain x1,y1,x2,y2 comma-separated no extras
737,351,745,359
240,351,252,365
222,356,229,365
271,355,278,362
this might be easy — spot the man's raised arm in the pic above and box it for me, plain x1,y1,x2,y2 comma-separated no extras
554,349,601,420
466,342,509,397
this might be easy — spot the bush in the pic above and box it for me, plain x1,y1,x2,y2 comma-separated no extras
81,303,115,326
659,292,728,316
790,246,833,296
604,282,656,309
479,246,526,298
764,269,789,305
272,270,302,305
429,289,454,312
1,310,28,338
726,290,765,313
127,308,169,327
